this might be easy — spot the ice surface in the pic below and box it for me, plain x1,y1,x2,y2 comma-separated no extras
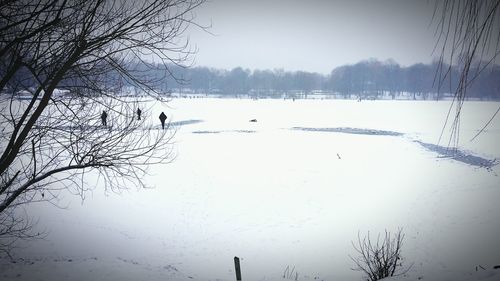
192,130,256,134
291,126,404,136
291,126,497,169
1,99,500,281
170,119,204,127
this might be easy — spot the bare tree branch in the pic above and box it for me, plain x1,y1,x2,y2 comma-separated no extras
434,0,500,145
0,0,205,256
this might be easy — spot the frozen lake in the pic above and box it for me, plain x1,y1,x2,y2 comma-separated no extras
2,99,500,281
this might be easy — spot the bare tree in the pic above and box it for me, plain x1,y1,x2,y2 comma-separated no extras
350,229,411,281
0,0,205,255
433,0,500,144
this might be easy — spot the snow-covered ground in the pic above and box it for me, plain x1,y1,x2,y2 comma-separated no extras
2,99,500,281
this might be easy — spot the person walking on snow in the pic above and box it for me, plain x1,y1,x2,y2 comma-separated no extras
137,108,142,120
101,110,108,127
159,112,167,129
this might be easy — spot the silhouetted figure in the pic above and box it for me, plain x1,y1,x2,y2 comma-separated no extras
137,108,142,120
159,112,167,129
101,110,108,127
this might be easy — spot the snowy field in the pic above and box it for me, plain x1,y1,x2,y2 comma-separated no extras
1,98,500,281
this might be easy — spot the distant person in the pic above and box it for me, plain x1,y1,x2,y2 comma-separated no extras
101,110,108,127
159,112,167,129
137,108,142,120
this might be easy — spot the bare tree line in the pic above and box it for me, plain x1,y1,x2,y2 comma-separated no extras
133,59,500,100
0,0,205,256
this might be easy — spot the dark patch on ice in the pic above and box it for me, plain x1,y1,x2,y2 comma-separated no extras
117,257,140,265
163,265,179,272
192,130,221,134
415,141,497,169
291,127,403,136
34,120,204,132
2,255,79,265
33,124,108,131
192,129,256,134
32,119,203,131
170,119,203,127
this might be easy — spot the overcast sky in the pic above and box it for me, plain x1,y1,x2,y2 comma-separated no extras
188,0,440,74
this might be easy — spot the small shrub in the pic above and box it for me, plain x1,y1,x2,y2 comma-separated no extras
350,229,411,281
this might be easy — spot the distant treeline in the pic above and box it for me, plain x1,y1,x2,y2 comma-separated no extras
8,59,500,100
155,59,500,100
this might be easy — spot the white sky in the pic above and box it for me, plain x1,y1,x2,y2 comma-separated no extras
188,0,439,74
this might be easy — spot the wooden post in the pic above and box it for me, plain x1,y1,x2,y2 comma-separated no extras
234,256,242,281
